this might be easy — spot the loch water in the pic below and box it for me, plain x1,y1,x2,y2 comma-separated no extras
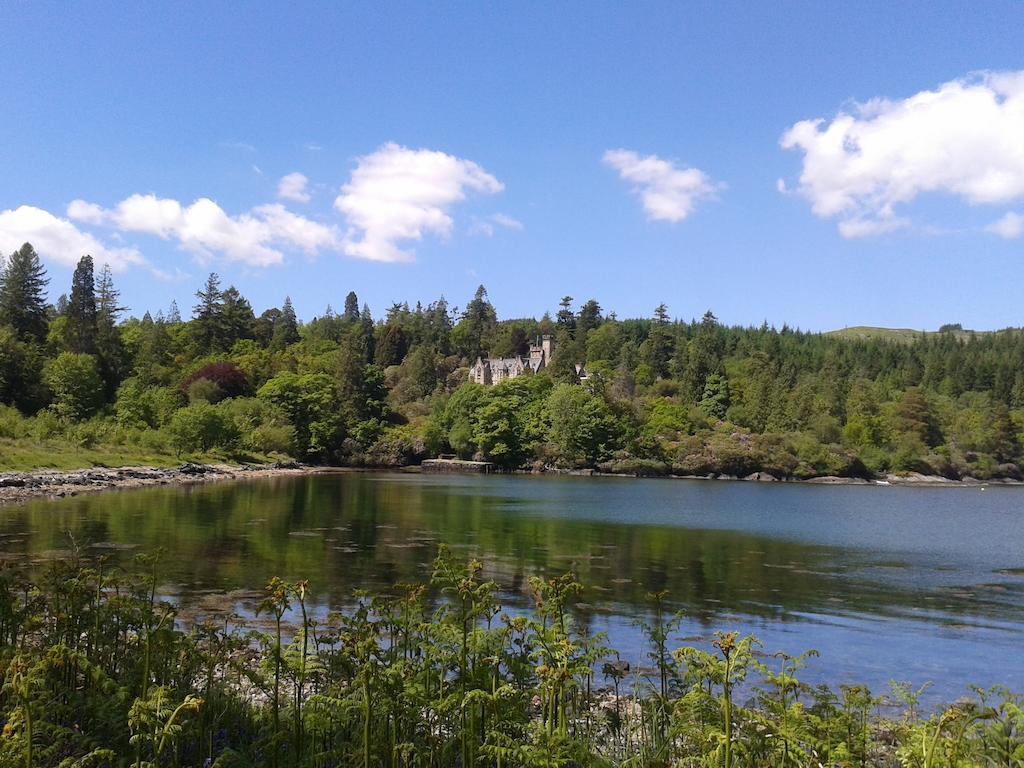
2,471,1023,701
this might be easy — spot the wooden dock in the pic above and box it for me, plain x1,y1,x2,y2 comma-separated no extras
421,458,495,474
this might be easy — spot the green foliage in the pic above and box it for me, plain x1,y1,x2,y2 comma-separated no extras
44,352,104,420
258,372,344,460
1,250,1023,479
167,402,240,454
2,552,1023,767
0,242,50,343
543,383,619,466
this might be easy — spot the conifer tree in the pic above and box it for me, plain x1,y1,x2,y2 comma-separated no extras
0,242,49,342
95,263,128,396
220,286,256,348
344,291,360,321
64,255,98,353
272,296,300,348
193,273,224,352
462,285,496,360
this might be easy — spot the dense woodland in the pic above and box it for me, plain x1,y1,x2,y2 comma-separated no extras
1,241,1023,479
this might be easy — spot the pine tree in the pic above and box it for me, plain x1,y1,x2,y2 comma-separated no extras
272,296,300,348
462,285,496,359
577,299,602,335
167,300,182,324
95,264,128,396
64,255,98,353
220,286,255,348
646,303,674,380
193,273,223,352
0,242,50,342
556,295,576,330
343,291,360,321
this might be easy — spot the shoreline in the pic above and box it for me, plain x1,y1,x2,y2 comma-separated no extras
0,462,340,507
2,460,1021,507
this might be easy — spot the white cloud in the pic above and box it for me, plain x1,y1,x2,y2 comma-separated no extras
0,205,144,271
837,216,910,239
277,172,311,203
69,194,341,267
602,149,720,223
781,71,1024,237
468,212,524,237
335,142,503,262
987,211,1024,239
490,213,523,231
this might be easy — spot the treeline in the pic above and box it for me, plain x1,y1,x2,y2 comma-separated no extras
2,241,1023,479
2,549,1023,767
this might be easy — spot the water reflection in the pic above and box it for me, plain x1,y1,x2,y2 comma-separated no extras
2,472,1024,697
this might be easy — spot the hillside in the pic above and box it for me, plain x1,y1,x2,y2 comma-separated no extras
826,325,1007,343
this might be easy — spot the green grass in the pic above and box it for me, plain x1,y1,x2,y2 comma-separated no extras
0,437,274,472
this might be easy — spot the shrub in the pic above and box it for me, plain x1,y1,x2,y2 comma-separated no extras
167,403,240,454
187,377,223,404
181,361,248,399
0,405,29,439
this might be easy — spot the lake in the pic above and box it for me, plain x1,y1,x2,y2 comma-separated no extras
2,471,1023,701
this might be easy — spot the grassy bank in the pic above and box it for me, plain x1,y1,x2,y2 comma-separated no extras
1,547,1021,767
0,437,279,472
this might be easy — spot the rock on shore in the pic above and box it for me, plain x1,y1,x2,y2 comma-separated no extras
0,462,309,506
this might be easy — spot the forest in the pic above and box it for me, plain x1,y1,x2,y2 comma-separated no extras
1,241,1023,479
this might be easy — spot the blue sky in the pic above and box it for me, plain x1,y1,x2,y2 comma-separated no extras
1,1,1022,331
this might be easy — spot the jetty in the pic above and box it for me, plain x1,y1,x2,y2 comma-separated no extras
421,458,495,474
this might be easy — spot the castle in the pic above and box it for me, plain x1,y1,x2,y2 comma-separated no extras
469,334,587,385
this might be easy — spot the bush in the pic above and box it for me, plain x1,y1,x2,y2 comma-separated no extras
31,410,63,440
116,381,186,429
0,405,29,439
167,403,240,454
187,377,223,404
181,361,249,399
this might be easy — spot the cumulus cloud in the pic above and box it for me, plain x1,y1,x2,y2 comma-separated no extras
987,211,1024,239
69,194,341,267
277,172,311,203
335,142,503,262
0,205,144,271
602,149,720,223
781,71,1024,237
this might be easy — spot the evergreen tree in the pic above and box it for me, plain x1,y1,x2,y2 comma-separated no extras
700,372,731,420
556,295,576,330
547,328,580,384
272,296,300,348
0,242,50,342
95,264,128,397
645,303,673,380
577,299,603,335
167,300,182,324
461,285,497,359
219,286,256,348
193,273,224,352
343,291,360,321
64,255,98,353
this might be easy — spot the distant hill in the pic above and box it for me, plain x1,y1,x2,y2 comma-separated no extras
826,326,1003,343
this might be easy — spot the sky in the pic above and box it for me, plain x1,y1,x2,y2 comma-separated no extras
1,1,1023,331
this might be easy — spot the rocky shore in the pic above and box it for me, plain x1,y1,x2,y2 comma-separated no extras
1,461,1019,507
0,461,316,506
